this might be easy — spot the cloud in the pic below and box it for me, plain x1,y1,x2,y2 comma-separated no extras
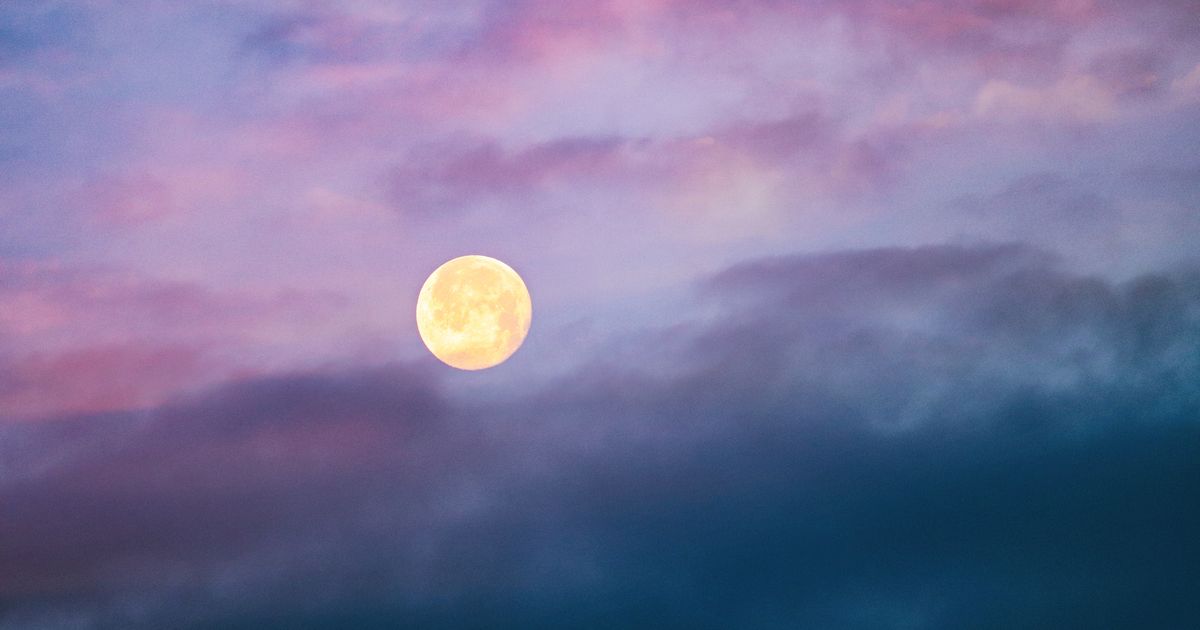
701,243,1200,429
385,109,893,232
949,173,1122,256
0,262,347,420
390,136,629,215
5,0,1197,313
1173,63,1200,100
2,2,1199,624
974,74,1117,122
0,342,207,420
2,244,1197,628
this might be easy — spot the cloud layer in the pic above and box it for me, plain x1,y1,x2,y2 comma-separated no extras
2,1,1199,627
3,245,1198,628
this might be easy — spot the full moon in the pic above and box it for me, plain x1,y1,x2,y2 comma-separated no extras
415,255,532,370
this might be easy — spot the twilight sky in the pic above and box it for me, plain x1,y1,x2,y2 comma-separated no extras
2,1,1199,628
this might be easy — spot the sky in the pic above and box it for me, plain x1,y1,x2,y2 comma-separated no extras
1,0,1199,627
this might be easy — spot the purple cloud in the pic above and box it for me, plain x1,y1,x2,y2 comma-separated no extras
2,244,1198,627
2,1,1200,626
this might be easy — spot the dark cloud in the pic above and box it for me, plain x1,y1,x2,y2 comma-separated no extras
2,244,1199,629
390,136,630,214
385,110,874,219
1088,47,1171,99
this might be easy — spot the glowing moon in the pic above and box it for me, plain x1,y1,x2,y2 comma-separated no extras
416,255,532,370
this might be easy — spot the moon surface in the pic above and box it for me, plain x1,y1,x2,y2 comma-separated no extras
416,255,532,370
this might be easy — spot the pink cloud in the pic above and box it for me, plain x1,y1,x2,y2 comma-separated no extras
79,173,175,225
2,0,1196,436
0,343,208,420
1173,63,1200,100
217,0,1192,158
0,262,347,421
974,74,1118,122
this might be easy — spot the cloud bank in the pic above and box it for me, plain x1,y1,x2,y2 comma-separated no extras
3,244,1197,628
